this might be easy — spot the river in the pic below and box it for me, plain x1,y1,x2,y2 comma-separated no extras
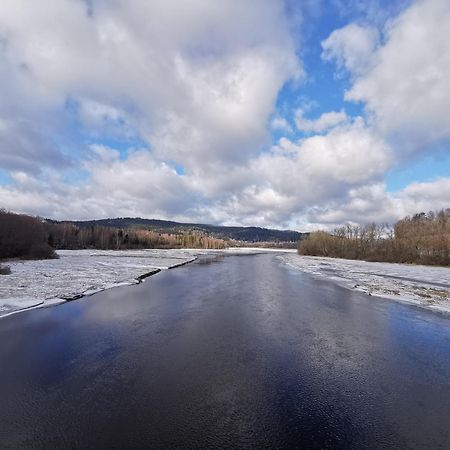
0,254,449,449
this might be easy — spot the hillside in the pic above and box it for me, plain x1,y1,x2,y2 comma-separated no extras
56,217,303,246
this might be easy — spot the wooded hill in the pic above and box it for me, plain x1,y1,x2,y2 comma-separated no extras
0,210,302,262
50,217,303,246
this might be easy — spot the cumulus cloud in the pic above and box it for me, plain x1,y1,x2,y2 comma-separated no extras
330,0,411,27
271,116,293,133
0,145,198,220
207,119,392,225
397,178,450,212
305,183,398,226
0,0,301,170
76,100,136,139
321,23,379,76
295,109,348,133
0,0,303,224
0,0,448,229
0,117,72,173
0,118,394,227
345,0,450,156
305,177,450,228
209,148,450,230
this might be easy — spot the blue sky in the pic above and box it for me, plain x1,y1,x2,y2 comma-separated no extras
0,0,449,229
273,0,440,191
276,0,450,194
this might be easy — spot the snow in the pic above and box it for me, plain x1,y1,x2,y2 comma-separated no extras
0,249,201,317
0,247,292,318
7,248,441,319
279,253,450,314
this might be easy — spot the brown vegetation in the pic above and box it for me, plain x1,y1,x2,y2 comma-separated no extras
47,222,227,250
0,210,58,260
298,209,450,266
0,210,227,263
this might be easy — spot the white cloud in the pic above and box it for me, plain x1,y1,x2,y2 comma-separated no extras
0,0,301,171
305,183,398,226
397,178,450,212
304,177,450,228
0,119,393,227
330,0,411,27
203,119,392,226
1,125,447,230
345,0,450,156
321,23,379,76
0,0,305,225
77,100,136,139
0,0,448,230
0,146,198,220
271,116,293,133
257,119,390,199
295,109,348,133
308,0,450,228
0,117,72,173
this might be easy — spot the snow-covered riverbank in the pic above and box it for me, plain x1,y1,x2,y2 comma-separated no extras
0,248,294,317
0,249,201,317
279,253,450,314
7,249,442,319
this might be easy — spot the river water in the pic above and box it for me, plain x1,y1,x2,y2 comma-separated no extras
0,254,449,449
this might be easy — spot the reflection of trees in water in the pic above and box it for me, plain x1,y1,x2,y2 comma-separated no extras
196,252,263,265
196,255,226,265
196,255,225,264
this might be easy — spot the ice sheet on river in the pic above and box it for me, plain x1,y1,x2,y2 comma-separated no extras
279,253,450,313
0,249,200,316
0,248,292,317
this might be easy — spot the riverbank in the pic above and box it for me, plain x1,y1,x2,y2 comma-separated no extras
0,248,294,317
0,249,199,317
6,248,446,318
279,253,450,314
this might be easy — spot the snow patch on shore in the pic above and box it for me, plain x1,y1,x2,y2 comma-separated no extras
0,247,289,317
279,253,450,314
0,249,201,317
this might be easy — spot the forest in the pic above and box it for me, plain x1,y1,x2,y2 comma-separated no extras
298,209,450,266
62,217,302,244
0,210,226,263
3,209,450,268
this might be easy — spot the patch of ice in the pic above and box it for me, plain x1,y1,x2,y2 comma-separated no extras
279,253,450,314
0,297,43,312
0,247,295,318
0,249,204,317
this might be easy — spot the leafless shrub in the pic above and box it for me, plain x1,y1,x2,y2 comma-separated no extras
298,209,450,267
1,210,227,260
0,210,58,260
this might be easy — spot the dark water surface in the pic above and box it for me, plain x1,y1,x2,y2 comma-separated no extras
0,254,449,449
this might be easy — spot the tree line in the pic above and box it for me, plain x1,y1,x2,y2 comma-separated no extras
298,209,450,266
0,210,227,262
0,210,58,260
48,221,227,251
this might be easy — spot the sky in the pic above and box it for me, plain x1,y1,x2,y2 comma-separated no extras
0,0,449,230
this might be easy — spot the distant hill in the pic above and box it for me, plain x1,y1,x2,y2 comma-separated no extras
55,217,304,245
